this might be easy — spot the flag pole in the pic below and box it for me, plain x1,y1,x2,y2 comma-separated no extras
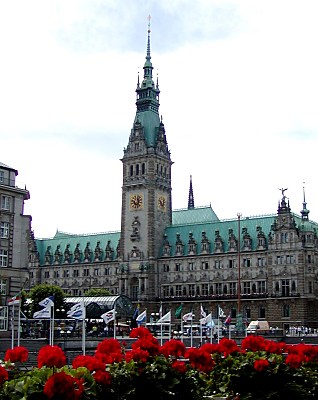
113,305,116,340
51,303,55,346
217,307,220,344
210,312,213,344
11,304,15,349
169,309,172,339
17,301,21,346
82,300,86,355
181,313,184,343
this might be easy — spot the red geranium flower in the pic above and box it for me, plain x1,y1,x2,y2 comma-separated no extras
72,355,105,372
285,353,303,369
186,348,215,373
43,371,84,400
125,348,150,363
253,359,269,372
0,366,8,385
217,338,240,356
129,327,153,339
241,335,266,352
93,370,112,386
4,346,28,363
160,339,186,358
38,345,66,368
171,360,187,374
200,343,219,354
131,336,160,356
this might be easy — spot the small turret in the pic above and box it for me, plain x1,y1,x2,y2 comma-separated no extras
188,175,194,209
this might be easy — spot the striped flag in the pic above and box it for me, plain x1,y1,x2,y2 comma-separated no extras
157,311,171,323
8,295,21,306
39,296,55,308
33,306,51,319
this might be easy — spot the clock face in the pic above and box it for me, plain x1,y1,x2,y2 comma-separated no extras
158,195,167,211
130,194,143,209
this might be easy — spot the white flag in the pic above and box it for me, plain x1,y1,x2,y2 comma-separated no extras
159,304,163,319
39,296,54,308
136,309,146,323
218,306,225,318
101,309,116,324
200,312,213,325
33,305,51,319
157,311,171,323
67,300,85,320
182,312,194,322
201,305,207,318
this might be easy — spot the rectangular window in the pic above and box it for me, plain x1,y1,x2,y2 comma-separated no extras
94,268,99,276
215,260,221,269
258,281,266,293
215,283,222,295
0,222,9,238
63,270,69,278
0,171,4,183
0,306,8,331
176,285,182,296
73,289,79,296
202,261,209,270
53,270,59,278
188,262,195,271
163,286,169,297
257,257,265,267
308,281,313,294
1,196,11,211
282,280,290,296
175,263,181,272
163,264,170,272
201,283,208,296
0,279,7,295
189,284,195,296
44,271,50,278
229,282,236,295
83,269,90,277
0,250,8,267
229,259,235,268
243,282,251,294
73,270,79,277
243,258,251,267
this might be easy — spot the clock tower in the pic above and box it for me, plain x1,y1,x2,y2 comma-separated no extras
119,21,172,302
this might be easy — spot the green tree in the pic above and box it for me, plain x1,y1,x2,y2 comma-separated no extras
84,288,111,297
29,284,65,315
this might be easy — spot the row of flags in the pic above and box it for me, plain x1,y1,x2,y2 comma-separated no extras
8,294,232,327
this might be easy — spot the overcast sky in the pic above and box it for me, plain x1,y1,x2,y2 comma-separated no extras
1,0,318,238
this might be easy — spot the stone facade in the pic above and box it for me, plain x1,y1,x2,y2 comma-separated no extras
0,162,31,331
26,28,318,331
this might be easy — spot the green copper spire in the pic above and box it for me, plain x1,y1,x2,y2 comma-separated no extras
135,16,160,147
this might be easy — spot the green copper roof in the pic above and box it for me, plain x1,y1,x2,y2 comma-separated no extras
134,111,160,147
172,206,219,225
35,230,120,265
162,214,276,255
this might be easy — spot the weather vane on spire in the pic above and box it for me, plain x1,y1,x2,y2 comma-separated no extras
279,187,288,200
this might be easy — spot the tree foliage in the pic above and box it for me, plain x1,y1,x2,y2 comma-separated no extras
29,284,65,314
84,288,111,297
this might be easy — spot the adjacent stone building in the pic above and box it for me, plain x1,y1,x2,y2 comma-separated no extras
0,162,31,331
25,27,318,331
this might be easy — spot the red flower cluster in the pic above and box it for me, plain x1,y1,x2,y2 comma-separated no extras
253,358,269,372
241,335,286,354
93,370,111,386
186,347,215,373
4,346,28,363
38,345,66,368
171,360,187,374
95,338,124,364
0,366,8,385
72,355,105,372
129,326,153,339
125,348,149,363
43,371,84,400
285,343,318,368
160,339,186,358
217,338,240,357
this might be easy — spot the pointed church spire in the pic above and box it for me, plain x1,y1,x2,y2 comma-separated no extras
188,175,195,209
134,16,160,147
300,182,310,220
